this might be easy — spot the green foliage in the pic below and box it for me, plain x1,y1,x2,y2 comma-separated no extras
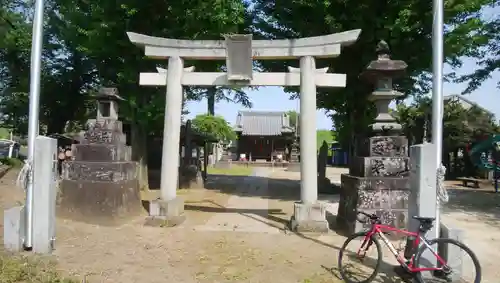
394,97,499,150
206,165,252,176
316,130,336,150
457,7,500,94
0,157,23,168
192,114,236,142
286,110,298,131
253,0,496,149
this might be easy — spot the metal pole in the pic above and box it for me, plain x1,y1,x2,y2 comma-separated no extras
25,0,45,249
431,0,444,239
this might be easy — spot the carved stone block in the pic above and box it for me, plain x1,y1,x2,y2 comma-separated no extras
81,129,126,144
86,119,123,132
357,136,408,157
61,161,137,182
341,174,409,191
71,144,131,162
337,174,410,235
350,156,409,177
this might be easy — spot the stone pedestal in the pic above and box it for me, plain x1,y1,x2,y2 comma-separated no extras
290,202,329,232
145,198,186,227
286,140,300,172
179,164,204,189
337,136,410,234
59,118,142,225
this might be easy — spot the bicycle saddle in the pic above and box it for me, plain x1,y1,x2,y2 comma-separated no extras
413,216,435,223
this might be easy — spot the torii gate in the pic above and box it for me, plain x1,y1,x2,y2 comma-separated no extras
128,30,361,231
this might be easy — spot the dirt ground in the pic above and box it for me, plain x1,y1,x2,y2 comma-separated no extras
0,168,498,282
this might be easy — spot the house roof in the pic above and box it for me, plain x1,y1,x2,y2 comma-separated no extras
234,111,294,136
444,94,493,116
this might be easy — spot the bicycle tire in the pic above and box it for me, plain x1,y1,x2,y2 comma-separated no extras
338,231,383,283
413,237,481,283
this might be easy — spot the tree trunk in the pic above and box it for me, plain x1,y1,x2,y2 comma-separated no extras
206,87,216,163
207,87,216,115
46,116,68,135
131,122,149,190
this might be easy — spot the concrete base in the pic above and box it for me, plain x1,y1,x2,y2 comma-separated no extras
58,179,142,226
290,202,329,233
145,198,186,227
439,222,463,282
4,206,25,252
286,162,300,172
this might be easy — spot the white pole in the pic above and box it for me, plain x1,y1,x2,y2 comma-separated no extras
431,0,444,239
25,0,45,249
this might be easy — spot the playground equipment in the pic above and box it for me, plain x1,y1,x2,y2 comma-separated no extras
468,134,500,192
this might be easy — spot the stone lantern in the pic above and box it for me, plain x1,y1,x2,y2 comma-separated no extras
59,87,141,225
95,87,125,120
360,40,408,134
337,41,411,235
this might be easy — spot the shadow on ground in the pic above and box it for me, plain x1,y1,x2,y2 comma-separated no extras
442,187,500,227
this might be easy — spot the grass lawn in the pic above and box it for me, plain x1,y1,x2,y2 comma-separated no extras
206,165,253,176
0,251,77,283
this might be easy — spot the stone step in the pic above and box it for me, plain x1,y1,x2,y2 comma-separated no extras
349,156,409,177
71,144,131,162
357,136,408,157
80,129,126,144
61,161,137,182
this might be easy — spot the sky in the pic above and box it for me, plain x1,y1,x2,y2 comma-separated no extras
185,59,500,130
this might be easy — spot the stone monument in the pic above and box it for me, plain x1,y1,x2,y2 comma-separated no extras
58,87,142,225
337,41,410,234
287,138,300,172
318,141,333,193
179,120,204,189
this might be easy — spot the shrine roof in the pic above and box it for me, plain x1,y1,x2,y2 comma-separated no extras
234,111,294,136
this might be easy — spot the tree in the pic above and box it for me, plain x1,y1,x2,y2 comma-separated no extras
253,0,496,150
0,0,94,136
191,114,236,142
457,7,500,94
44,0,251,189
394,97,499,176
286,110,299,131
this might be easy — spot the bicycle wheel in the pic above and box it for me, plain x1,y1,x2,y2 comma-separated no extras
338,231,382,283
413,238,481,283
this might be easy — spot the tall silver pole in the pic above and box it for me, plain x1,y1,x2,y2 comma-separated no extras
25,0,45,248
431,0,444,239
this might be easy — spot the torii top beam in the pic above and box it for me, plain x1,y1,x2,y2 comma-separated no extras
126,30,361,60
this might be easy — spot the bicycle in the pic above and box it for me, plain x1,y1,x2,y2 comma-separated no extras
338,211,481,283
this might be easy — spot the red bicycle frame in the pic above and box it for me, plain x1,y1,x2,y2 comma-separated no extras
358,223,448,273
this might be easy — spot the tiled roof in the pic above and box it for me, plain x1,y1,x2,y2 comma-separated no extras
234,111,294,136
